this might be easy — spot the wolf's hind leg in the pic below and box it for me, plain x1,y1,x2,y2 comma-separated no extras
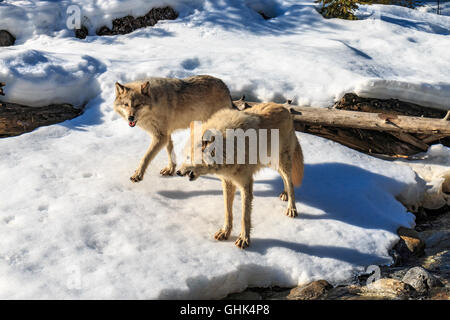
214,179,236,241
131,135,167,182
278,174,288,201
160,136,176,176
235,180,253,249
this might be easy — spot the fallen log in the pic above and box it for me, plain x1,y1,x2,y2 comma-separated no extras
0,82,83,137
333,93,447,118
0,101,82,138
234,96,449,157
288,107,450,135
235,99,450,135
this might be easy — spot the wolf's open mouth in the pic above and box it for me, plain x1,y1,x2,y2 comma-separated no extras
129,121,136,127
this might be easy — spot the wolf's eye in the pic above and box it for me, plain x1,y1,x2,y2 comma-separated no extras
124,103,129,107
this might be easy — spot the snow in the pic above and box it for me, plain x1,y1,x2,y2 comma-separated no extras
0,126,420,299
395,144,450,210
0,49,104,107
1,1,449,108
0,0,448,299
0,1,202,41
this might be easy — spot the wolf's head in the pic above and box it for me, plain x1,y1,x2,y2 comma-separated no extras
176,121,222,181
113,81,150,128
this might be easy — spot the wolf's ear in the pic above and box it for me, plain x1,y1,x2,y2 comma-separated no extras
115,82,126,95
141,81,150,96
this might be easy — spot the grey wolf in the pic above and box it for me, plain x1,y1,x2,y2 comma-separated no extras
114,75,233,182
177,102,304,249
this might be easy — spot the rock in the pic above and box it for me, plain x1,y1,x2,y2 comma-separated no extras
96,26,112,36
362,278,414,299
287,280,333,300
401,236,425,255
325,285,361,300
0,101,82,138
258,11,272,20
0,30,15,46
225,290,262,300
75,25,89,39
402,267,443,294
262,290,291,300
398,226,422,239
391,227,425,265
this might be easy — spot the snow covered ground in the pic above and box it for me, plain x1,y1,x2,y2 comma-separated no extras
0,0,448,299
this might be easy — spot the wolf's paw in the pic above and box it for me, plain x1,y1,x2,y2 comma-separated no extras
160,166,175,176
214,229,231,241
130,171,143,183
279,191,288,201
235,235,250,249
286,207,298,218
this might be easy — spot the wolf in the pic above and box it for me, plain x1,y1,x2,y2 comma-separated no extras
177,102,304,249
114,75,233,182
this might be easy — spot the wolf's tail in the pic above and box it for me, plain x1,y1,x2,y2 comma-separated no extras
291,135,304,187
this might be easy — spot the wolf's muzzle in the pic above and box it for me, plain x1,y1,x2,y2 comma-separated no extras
128,116,136,127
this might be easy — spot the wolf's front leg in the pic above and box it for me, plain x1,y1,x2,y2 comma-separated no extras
214,179,236,241
130,135,168,183
235,181,253,249
160,136,176,176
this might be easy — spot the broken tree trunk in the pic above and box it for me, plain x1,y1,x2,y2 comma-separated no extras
0,101,82,138
288,107,450,135
329,93,450,156
0,82,83,137
333,93,447,118
234,95,450,157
